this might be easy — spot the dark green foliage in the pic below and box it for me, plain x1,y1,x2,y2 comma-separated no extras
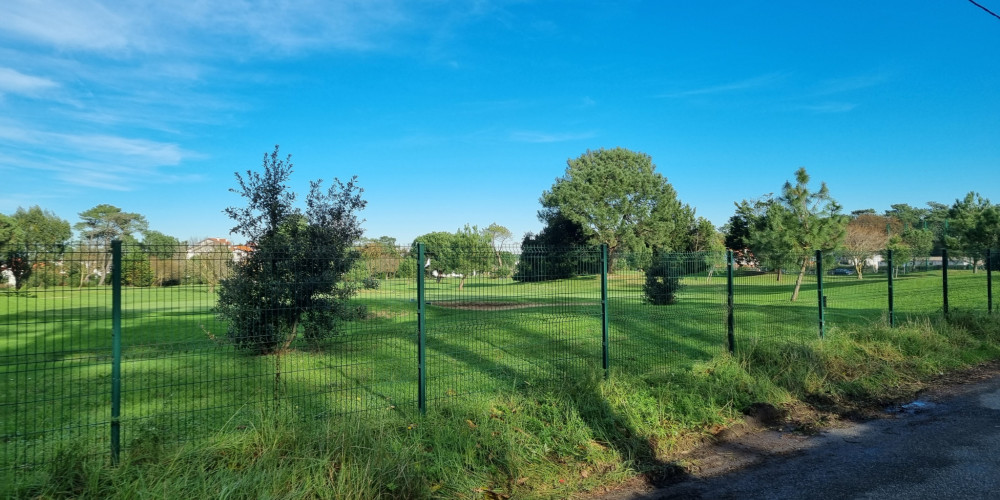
397,255,418,279
362,275,380,290
140,231,182,259
513,214,599,282
3,207,72,289
123,254,155,287
643,251,685,304
539,148,695,260
216,146,366,353
410,225,492,289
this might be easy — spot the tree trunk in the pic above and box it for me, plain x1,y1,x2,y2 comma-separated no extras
459,276,466,291
79,263,89,288
790,258,808,302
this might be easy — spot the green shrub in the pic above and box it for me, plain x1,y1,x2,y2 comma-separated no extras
643,251,684,305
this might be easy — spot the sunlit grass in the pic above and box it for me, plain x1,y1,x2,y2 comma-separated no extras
2,267,998,497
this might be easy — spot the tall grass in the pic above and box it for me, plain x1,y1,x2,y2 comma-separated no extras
8,311,1000,499
2,264,998,497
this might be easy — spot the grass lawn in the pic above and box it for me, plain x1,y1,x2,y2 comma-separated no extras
1,264,996,494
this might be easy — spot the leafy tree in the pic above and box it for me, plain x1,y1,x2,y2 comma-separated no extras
765,168,847,300
122,253,155,286
513,213,599,282
358,237,402,279
215,145,366,354
882,235,914,278
141,230,182,259
885,203,928,230
842,214,892,279
945,192,997,272
75,204,148,285
412,225,492,290
483,222,513,271
7,206,72,289
745,198,798,281
538,147,694,269
0,214,18,250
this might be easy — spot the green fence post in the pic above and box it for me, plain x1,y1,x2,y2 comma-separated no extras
726,250,735,353
111,240,122,465
943,248,949,317
417,243,427,414
887,249,895,327
816,250,825,339
601,244,610,379
988,249,993,315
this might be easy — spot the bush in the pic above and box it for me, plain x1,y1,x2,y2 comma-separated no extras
362,275,380,290
644,251,684,305
123,255,155,287
397,256,418,279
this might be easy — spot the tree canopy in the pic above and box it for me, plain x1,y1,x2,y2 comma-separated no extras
945,192,999,272
2,206,72,289
215,145,367,354
538,147,694,264
776,168,847,300
75,204,149,285
412,225,492,289
842,214,892,279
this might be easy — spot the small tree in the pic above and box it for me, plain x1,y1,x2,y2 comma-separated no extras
644,250,684,305
769,169,847,300
215,146,366,354
882,235,914,278
483,223,512,272
842,214,892,279
412,225,492,290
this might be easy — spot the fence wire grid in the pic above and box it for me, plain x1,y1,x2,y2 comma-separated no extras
1,242,996,471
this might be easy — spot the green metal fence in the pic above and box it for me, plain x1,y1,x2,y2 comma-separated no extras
1,242,996,471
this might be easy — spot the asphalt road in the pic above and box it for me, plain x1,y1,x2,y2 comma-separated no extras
611,374,1000,500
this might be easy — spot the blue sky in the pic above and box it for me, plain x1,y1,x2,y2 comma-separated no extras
2,1,998,245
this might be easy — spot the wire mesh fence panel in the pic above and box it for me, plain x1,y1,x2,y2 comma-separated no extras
118,243,419,456
944,252,991,314
991,250,998,314
1,245,113,471
733,252,819,346
823,251,890,328
892,256,945,320
423,246,604,402
609,251,728,378
289,246,417,416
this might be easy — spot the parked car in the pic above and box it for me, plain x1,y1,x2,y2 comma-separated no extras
830,268,855,276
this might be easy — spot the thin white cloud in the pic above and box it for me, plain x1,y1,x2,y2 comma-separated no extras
0,121,192,190
0,67,59,95
4,0,132,51
799,102,858,113
509,130,597,143
813,74,890,96
661,73,788,98
1,0,416,56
